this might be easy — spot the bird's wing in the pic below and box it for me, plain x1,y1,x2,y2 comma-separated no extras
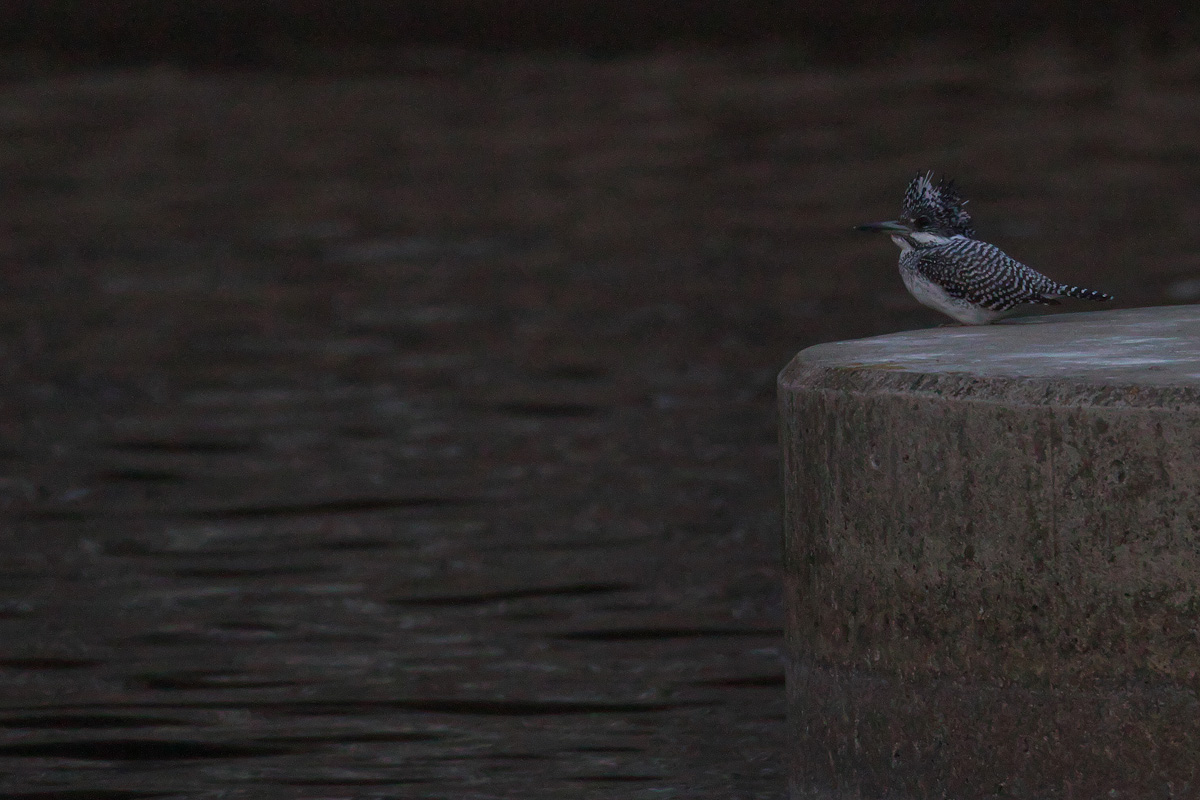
915,243,1061,311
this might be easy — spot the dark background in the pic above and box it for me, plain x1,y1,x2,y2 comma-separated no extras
0,5,1196,799
2,2,1200,66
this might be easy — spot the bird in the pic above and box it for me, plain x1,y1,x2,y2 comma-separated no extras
857,173,1112,325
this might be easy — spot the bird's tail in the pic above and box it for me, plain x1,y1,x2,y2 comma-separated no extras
1056,284,1113,302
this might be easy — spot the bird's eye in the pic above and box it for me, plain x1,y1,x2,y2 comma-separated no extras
913,215,931,228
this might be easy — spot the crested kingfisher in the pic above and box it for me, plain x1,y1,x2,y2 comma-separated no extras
858,173,1112,325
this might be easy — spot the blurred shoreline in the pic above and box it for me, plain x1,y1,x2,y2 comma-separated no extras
1,1,1198,71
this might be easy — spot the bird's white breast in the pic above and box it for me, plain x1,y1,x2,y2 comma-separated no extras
899,268,1002,325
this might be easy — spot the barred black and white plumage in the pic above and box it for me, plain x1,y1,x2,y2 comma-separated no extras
857,173,1113,325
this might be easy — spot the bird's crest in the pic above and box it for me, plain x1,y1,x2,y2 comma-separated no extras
902,172,974,237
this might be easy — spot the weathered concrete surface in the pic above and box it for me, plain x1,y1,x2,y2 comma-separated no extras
778,305,1200,799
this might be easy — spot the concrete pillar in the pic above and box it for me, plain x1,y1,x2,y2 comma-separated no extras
778,306,1200,800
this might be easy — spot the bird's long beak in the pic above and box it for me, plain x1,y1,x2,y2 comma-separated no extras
855,220,911,233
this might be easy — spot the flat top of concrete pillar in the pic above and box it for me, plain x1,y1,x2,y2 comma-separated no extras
786,305,1200,389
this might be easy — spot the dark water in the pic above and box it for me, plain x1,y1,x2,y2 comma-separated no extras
0,47,1196,798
